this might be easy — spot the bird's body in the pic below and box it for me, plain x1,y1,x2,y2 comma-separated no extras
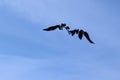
74,29,79,34
69,29,79,36
69,30,76,36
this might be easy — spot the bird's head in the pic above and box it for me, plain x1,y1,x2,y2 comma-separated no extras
61,23,66,27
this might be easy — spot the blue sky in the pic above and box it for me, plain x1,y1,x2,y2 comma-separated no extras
0,0,120,80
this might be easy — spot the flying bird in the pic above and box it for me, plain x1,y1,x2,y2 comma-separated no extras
43,23,94,44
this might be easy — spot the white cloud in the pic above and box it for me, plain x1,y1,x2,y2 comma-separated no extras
1,0,104,24
1,0,49,22
0,54,51,80
1,0,66,24
0,53,120,80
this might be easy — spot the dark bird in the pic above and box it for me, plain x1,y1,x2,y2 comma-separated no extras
43,23,94,44
78,30,94,44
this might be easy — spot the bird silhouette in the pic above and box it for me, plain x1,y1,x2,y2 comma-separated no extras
43,23,94,44
78,30,94,44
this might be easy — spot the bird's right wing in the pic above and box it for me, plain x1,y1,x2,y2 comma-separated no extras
84,31,94,44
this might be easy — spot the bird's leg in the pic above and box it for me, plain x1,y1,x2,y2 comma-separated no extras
67,29,71,35
64,26,70,35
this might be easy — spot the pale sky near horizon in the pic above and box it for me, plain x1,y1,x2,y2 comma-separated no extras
0,0,120,80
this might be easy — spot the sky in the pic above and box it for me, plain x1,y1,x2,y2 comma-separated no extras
0,0,120,80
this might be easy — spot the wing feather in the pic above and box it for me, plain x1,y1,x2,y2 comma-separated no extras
84,31,94,44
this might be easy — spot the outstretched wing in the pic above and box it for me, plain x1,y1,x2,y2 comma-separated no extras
43,25,59,31
78,30,84,40
84,31,94,44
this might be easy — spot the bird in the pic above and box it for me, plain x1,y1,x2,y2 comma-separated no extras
43,23,94,44
43,23,66,31
78,29,94,44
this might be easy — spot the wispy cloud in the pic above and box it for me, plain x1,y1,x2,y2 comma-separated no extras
0,54,120,80
1,0,63,23
0,54,50,80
